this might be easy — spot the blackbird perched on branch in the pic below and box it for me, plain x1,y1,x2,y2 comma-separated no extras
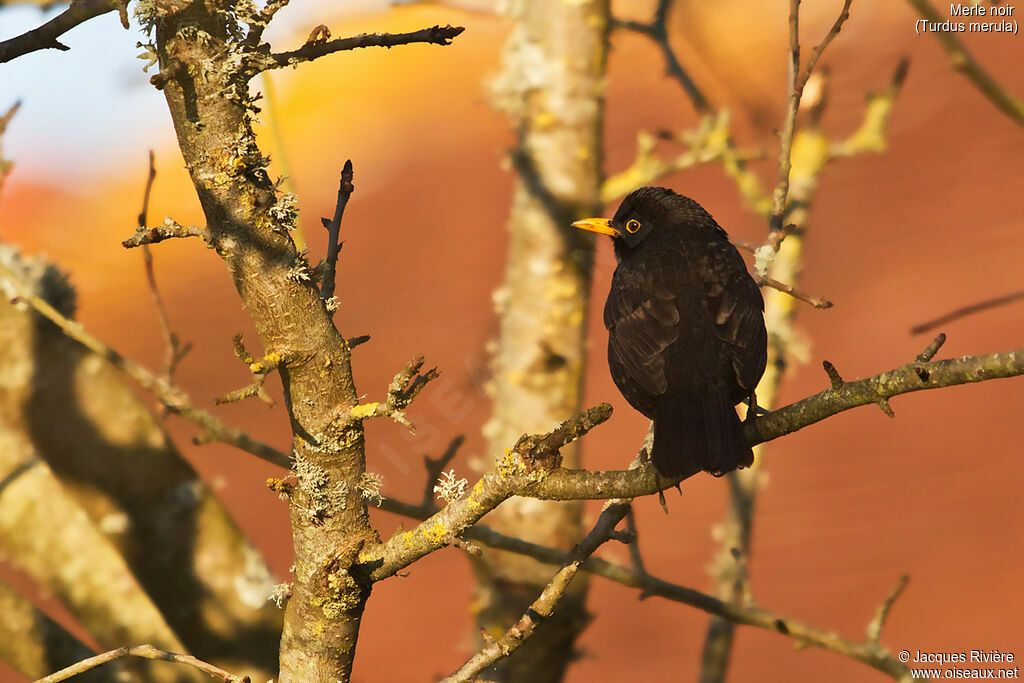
573,187,767,478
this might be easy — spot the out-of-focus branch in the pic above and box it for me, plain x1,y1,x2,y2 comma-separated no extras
866,574,910,645
0,246,283,677
457,514,910,681
768,0,853,236
0,102,19,194
0,262,290,468
703,56,905,680
906,0,1024,126
601,115,763,203
0,578,138,682
910,289,1024,335
478,1,610,678
380,457,911,681
136,151,192,385
0,0,126,64
0,433,197,682
613,0,710,113
37,644,250,683
249,24,465,73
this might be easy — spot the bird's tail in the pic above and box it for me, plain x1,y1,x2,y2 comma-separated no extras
652,391,754,478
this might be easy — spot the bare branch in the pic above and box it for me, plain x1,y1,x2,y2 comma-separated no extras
251,24,466,73
910,289,1024,335
601,116,763,203
613,0,710,113
755,274,833,309
381,464,910,681
915,333,947,363
0,0,124,64
769,0,853,233
866,575,910,645
361,404,614,581
122,219,210,248
905,0,1024,126
822,360,844,389
214,334,285,406
137,151,192,383
320,160,354,300
442,499,633,681
37,644,250,683
0,263,290,468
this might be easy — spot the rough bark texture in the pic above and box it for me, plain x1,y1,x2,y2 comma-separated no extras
476,0,609,679
144,2,378,679
0,245,282,680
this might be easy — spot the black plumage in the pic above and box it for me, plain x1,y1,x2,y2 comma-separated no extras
573,187,767,478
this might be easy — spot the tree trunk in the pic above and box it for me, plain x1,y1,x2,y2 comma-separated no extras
475,1,609,680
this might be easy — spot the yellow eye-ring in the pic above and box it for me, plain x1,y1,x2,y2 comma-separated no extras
626,219,641,234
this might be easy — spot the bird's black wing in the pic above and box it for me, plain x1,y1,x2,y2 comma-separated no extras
604,264,680,412
702,241,768,397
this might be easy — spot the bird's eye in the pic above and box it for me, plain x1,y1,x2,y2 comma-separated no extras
626,219,641,234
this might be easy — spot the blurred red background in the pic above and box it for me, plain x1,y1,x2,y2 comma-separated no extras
1,1,1022,681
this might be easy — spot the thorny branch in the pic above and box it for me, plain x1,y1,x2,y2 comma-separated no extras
0,0,127,64
250,24,466,73
0,264,290,468
37,644,250,683
320,160,354,300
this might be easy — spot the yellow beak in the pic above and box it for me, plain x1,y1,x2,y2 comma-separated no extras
571,217,619,237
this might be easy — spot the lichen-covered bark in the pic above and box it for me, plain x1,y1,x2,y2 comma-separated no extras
145,2,377,679
477,0,609,679
0,246,281,679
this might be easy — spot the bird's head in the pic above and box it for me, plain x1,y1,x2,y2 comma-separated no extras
572,186,710,251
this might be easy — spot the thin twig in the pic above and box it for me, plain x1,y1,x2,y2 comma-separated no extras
137,151,192,384
36,643,250,683
755,274,833,309
253,24,466,73
905,0,1024,126
915,333,947,363
0,263,290,468
382,469,909,681
910,290,1024,335
320,160,354,299
122,219,210,248
613,0,709,113
866,575,910,644
0,0,124,64
769,0,853,234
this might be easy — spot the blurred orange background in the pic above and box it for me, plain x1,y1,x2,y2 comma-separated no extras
1,1,1022,681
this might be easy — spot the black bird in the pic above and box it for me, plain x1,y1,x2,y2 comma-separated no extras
573,187,767,478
